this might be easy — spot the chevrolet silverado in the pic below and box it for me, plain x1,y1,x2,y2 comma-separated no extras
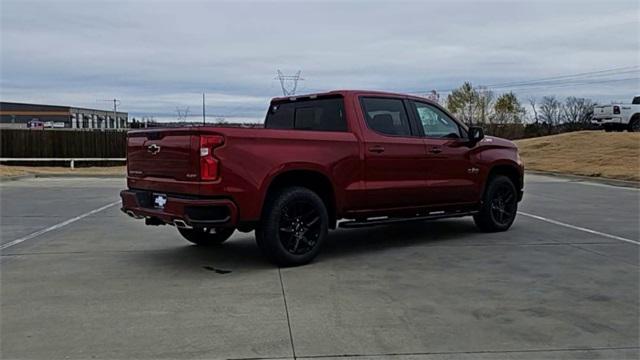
121,90,524,266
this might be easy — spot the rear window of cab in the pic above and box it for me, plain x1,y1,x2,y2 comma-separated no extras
265,97,347,132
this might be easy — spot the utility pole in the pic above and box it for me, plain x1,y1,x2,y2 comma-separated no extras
202,93,206,125
98,98,121,129
275,70,303,96
112,99,118,128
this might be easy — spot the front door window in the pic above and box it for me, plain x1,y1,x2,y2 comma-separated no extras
413,102,461,139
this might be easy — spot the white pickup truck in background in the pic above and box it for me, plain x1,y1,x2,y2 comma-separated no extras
591,96,640,132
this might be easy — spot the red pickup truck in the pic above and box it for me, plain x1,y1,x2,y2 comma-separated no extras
121,90,524,266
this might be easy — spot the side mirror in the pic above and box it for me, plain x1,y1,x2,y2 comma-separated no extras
468,126,484,145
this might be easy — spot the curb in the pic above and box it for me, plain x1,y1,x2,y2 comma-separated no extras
0,174,36,182
526,170,639,189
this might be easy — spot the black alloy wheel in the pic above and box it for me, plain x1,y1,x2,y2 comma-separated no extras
278,200,322,255
489,182,517,227
256,187,329,266
474,175,518,232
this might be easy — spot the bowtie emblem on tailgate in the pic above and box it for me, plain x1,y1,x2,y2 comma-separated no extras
147,144,161,155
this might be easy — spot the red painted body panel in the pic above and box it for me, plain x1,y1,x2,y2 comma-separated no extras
122,90,524,227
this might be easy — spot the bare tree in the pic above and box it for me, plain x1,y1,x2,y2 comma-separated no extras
539,96,563,133
476,86,495,124
425,90,441,104
563,97,596,125
528,97,539,124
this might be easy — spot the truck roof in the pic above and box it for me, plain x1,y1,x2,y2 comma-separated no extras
271,90,438,103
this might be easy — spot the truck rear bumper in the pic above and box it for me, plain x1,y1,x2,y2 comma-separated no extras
591,117,623,124
120,189,238,228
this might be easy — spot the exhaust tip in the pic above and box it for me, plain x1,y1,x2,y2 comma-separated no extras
173,219,192,229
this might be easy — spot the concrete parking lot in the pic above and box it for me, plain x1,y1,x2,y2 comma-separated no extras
1,174,638,359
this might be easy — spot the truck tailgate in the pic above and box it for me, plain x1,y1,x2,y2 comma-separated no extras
593,105,613,117
127,131,199,181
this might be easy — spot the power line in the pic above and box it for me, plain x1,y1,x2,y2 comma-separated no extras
483,65,639,88
494,77,640,93
417,65,640,94
277,66,639,99
487,70,639,90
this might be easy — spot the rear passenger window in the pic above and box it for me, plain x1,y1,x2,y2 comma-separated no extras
360,97,411,136
265,98,346,131
266,103,295,129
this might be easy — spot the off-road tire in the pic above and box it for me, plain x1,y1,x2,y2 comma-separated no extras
255,187,328,267
178,227,235,246
474,175,518,232
628,116,640,132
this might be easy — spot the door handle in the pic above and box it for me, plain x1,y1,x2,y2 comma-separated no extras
429,147,442,154
368,145,385,153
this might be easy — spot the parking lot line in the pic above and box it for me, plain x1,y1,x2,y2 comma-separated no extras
518,211,639,245
0,200,120,251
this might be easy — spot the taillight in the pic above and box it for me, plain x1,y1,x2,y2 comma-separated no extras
613,105,620,114
199,135,224,180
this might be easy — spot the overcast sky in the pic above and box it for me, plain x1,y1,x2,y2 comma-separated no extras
1,0,638,122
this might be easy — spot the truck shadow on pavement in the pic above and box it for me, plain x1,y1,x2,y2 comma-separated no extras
133,218,484,272
322,218,482,259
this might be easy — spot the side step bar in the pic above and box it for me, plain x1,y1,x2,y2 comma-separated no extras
339,211,477,229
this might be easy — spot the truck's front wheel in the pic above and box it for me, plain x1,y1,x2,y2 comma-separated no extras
256,187,328,266
474,175,518,232
178,227,235,246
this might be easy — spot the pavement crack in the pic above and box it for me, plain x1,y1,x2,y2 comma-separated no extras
564,243,638,267
278,267,297,360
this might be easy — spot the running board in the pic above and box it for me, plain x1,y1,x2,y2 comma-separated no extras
339,211,478,229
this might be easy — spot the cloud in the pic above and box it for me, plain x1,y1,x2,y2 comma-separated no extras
1,0,638,122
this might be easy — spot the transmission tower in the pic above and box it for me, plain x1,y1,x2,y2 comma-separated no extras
176,106,190,122
275,70,303,96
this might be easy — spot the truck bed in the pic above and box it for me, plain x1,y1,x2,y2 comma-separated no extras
126,126,361,220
